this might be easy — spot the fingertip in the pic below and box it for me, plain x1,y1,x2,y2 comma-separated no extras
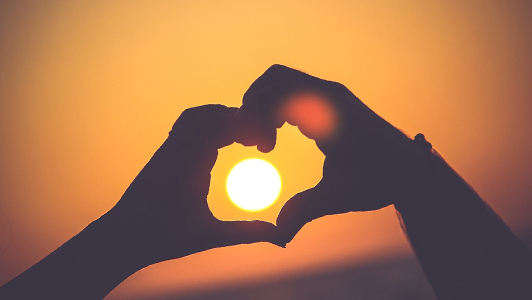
272,240,288,248
256,128,277,153
273,224,299,247
257,143,274,153
249,220,289,248
234,109,278,151
275,187,325,245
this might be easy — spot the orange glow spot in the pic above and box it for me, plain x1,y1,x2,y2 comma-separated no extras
281,92,337,140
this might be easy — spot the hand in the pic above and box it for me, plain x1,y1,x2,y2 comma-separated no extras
236,65,431,244
108,104,280,264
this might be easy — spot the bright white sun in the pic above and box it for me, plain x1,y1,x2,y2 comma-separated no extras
226,158,282,211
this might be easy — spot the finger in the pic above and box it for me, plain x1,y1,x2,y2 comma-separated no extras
242,64,347,121
243,64,321,99
236,65,318,152
275,185,331,245
148,105,238,189
218,220,285,247
239,65,358,153
235,81,294,152
234,109,278,153
170,104,239,150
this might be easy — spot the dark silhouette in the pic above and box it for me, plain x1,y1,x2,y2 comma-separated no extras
0,105,279,299
236,65,532,300
0,65,531,300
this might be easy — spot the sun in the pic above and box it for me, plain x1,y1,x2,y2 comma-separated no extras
226,158,282,212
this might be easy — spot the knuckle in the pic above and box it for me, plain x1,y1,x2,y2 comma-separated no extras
266,64,289,74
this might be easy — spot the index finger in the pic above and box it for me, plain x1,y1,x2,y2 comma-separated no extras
170,104,239,150
236,65,355,153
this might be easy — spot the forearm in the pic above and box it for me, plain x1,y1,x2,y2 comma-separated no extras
0,212,155,300
396,150,532,300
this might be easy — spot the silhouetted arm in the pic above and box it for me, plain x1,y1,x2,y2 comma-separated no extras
237,65,532,300
395,147,532,300
0,105,278,300
0,212,157,300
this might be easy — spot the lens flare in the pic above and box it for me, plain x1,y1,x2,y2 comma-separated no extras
281,92,337,140
226,158,282,211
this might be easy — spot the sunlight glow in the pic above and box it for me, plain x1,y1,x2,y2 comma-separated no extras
226,158,282,211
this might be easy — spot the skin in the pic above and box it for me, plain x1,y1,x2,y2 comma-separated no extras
1,65,531,299
236,65,532,300
235,64,433,240
0,104,280,300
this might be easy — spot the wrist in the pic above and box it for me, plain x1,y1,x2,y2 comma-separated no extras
91,211,161,271
393,134,443,215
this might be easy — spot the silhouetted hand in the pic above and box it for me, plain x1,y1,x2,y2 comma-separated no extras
108,104,279,263
236,65,431,244
0,105,283,300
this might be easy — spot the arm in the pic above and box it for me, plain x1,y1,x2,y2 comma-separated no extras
0,212,154,300
396,145,532,300
0,105,279,300
237,65,532,300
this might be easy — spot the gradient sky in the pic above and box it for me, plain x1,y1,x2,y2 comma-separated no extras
1,1,531,299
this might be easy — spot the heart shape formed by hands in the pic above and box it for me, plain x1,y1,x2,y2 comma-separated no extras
114,65,433,264
233,65,432,245
208,121,325,224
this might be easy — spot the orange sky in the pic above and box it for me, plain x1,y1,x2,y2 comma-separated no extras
1,1,531,299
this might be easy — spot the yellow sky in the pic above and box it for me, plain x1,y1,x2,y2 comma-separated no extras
1,1,531,298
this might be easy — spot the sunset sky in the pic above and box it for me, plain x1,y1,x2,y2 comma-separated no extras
1,1,531,299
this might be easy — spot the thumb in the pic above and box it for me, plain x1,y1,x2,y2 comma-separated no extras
276,185,327,246
218,220,285,247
